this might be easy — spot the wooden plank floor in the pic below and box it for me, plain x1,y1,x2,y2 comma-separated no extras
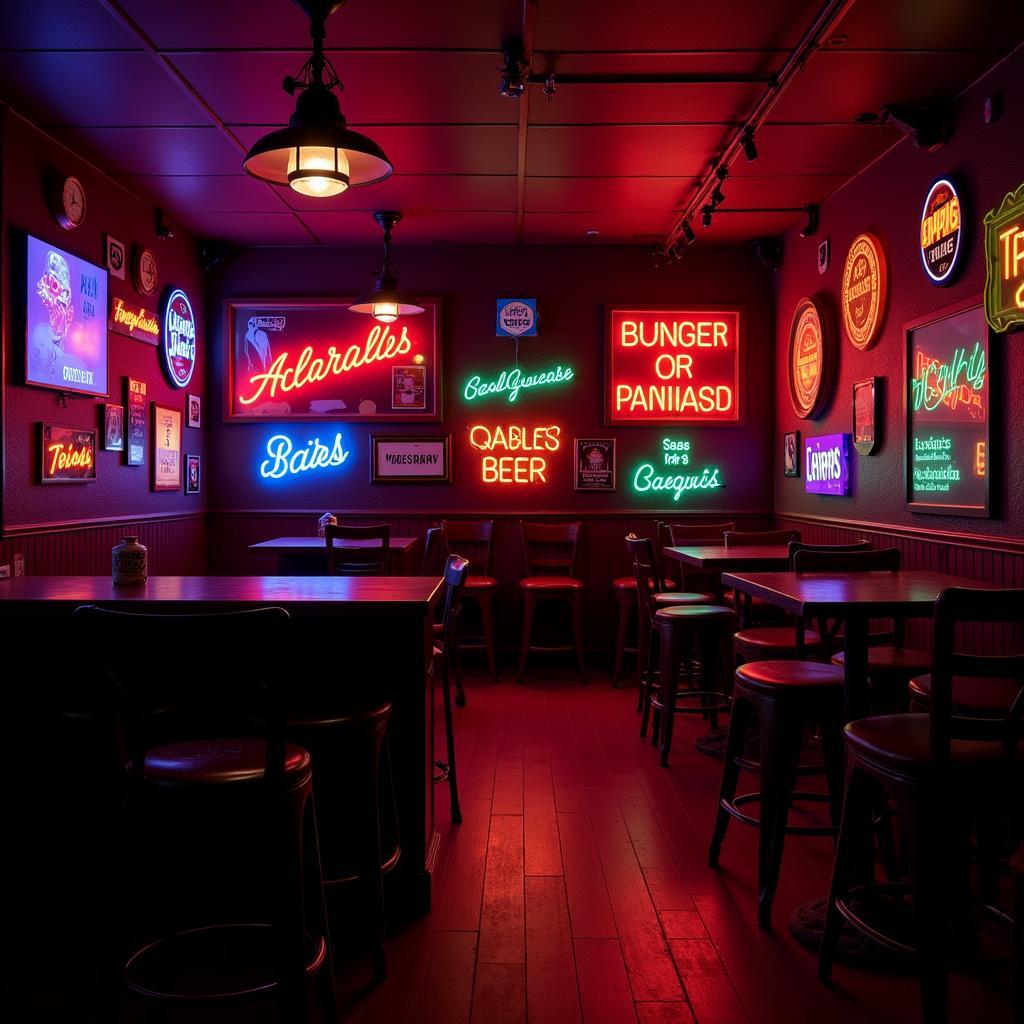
331,668,1015,1024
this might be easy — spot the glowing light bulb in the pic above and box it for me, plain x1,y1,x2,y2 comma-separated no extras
372,301,399,323
287,146,350,198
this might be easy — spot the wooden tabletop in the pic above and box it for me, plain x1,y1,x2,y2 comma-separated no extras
665,545,792,569
721,570,997,617
0,575,441,611
249,536,419,554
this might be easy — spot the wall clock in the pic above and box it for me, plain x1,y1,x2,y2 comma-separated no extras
51,175,87,230
133,247,159,297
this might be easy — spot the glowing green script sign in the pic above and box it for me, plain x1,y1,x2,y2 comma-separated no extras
631,438,724,501
463,364,574,404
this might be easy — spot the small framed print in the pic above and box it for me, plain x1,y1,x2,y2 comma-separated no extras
185,453,201,494
152,403,182,491
783,430,800,477
574,438,616,491
371,434,451,483
126,377,146,465
103,403,125,451
392,365,426,411
853,377,879,455
105,235,126,280
187,393,201,428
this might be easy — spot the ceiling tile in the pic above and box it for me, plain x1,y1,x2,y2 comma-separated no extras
707,173,850,209
118,174,287,212
0,0,140,49
69,126,245,175
743,124,903,176
282,174,516,212
172,210,314,244
522,211,674,244
833,0,1024,50
301,210,517,245
525,177,691,212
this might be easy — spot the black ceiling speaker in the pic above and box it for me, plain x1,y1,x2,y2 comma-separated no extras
199,240,232,272
748,237,783,271
879,103,949,150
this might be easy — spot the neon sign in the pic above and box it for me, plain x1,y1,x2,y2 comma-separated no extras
109,296,160,344
468,424,561,484
605,309,740,425
787,296,835,419
984,181,1024,333
259,432,351,480
463,364,574,404
630,438,723,502
911,342,986,418
920,178,962,285
841,233,887,351
162,288,196,388
804,434,851,496
41,424,97,483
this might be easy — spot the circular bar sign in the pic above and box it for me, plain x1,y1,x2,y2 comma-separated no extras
162,288,197,388
920,178,962,285
787,295,834,419
841,233,887,350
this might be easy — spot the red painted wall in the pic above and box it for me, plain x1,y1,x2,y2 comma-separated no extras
1,107,207,571
773,46,1024,541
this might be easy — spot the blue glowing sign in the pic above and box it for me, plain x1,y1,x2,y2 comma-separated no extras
259,432,351,480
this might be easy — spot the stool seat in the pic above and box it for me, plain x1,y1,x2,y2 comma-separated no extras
832,646,931,676
613,575,677,591
736,660,843,691
465,574,498,589
654,590,715,606
143,738,311,785
290,698,392,731
734,626,822,652
654,604,734,625
521,575,584,591
908,673,1022,716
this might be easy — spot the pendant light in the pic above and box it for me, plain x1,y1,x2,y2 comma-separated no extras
243,1,392,197
349,212,424,323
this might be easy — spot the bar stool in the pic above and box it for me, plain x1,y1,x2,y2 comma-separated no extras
73,605,335,1024
517,520,586,683
325,523,391,575
819,587,1024,1024
442,519,498,681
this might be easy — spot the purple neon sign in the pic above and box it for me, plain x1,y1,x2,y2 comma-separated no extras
804,433,851,496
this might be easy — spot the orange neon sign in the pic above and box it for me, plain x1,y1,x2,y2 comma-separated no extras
468,424,561,483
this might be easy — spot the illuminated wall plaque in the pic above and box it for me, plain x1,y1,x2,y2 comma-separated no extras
109,296,160,345
40,424,96,483
226,299,441,420
630,438,723,502
983,181,1024,333
605,308,740,425
463,363,574,404
259,431,351,480
787,295,835,419
496,298,538,337
920,178,962,286
162,288,196,388
804,433,851,496
468,424,561,484
906,301,990,517
841,233,887,350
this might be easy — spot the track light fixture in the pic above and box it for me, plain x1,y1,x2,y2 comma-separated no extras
243,1,392,197
740,127,758,162
682,220,696,244
799,203,820,238
702,206,713,228
710,186,725,209
500,45,528,99
348,212,424,323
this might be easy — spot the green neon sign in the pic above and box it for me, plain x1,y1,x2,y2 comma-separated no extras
463,364,574,404
631,437,724,501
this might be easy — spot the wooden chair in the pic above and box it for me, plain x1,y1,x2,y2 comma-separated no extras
517,521,586,683
819,587,1024,1023
73,605,336,1022
421,526,445,576
442,519,498,680
723,529,800,624
325,523,391,576
661,520,736,598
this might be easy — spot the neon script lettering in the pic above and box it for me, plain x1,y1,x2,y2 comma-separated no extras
911,342,986,417
632,464,722,501
468,424,561,484
260,433,350,479
239,324,412,406
463,364,573,404
111,298,159,338
47,442,93,476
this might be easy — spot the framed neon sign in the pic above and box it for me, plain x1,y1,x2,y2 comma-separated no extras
259,431,352,480
804,433,850,496
225,298,441,421
920,178,962,286
163,288,197,388
984,181,1024,333
468,423,561,484
605,307,740,425
905,300,992,517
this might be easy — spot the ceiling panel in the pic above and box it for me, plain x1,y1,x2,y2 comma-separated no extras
832,0,1024,50
0,0,139,49
172,210,313,244
172,51,515,127
739,123,903,176
707,173,850,209
282,174,516,212
69,126,245,175
525,177,692,212
118,174,287,213
301,211,518,246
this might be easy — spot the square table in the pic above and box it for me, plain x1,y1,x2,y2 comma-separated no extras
249,535,420,575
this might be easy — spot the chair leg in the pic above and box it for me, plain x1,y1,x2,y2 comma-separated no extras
658,624,680,768
571,592,587,682
636,618,650,712
441,659,462,825
708,695,752,866
639,625,657,738
612,591,631,687
517,593,535,684
479,593,499,681
818,711,845,831
301,791,337,1018
452,621,466,708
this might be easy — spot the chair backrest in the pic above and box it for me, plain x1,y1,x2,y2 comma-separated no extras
435,555,471,663
929,587,1024,766
72,605,293,784
724,528,800,548
442,519,495,576
521,520,581,578
625,533,663,620
788,540,871,566
421,526,445,575
792,546,900,573
663,521,736,546
325,523,391,576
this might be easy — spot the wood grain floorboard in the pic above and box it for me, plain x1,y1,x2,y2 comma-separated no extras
478,814,526,965
574,937,639,1024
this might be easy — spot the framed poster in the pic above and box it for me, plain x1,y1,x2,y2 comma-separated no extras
225,299,442,421
783,430,800,477
187,393,202,428
574,438,616,491
787,295,836,419
105,235,126,280
804,433,851,496
103,403,125,451
152,404,182,491
905,300,992,517
371,434,451,482
126,377,146,465
853,378,879,455
185,454,201,494
41,425,96,483
605,307,741,425
25,234,108,397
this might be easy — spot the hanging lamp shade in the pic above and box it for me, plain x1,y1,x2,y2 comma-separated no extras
348,212,424,323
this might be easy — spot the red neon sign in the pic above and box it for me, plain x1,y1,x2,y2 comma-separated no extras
468,424,561,484
605,308,740,425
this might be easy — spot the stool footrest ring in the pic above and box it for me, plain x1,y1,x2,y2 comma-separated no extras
720,791,837,836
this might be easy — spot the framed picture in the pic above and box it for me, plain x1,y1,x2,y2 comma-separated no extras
905,299,992,517
103,403,124,451
371,434,451,483
185,453,201,494
41,424,96,483
224,298,442,421
853,377,879,455
574,438,616,491
104,235,126,280
783,430,800,477
126,377,146,465
152,403,182,491
187,393,202,428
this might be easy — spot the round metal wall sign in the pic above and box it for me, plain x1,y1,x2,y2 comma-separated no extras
919,178,962,285
841,233,887,350
162,288,197,388
787,295,834,420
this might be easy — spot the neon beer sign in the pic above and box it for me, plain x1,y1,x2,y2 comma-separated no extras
984,181,1024,333
259,432,351,479
630,438,723,501
468,424,561,484
463,363,574,404
804,434,851,496
606,308,739,424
